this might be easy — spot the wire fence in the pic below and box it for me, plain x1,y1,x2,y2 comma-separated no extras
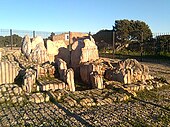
0,29,65,38
0,29,170,58
0,29,91,48
124,33,170,56
97,31,170,60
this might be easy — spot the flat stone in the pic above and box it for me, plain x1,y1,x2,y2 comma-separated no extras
80,98,94,107
145,85,154,90
0,96,5,103
64,97,77,107
12,86,23,95
11,96,23,104
0,86,6,93
29,93,49,103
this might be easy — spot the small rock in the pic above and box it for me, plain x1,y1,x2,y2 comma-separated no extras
0,96,6,103
29,93,49,103
11,96,23,104
12,86,23,95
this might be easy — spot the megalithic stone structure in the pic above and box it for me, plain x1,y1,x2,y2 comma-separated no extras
0,61,20,85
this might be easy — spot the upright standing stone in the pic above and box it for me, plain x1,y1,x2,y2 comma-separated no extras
0,64,1,84
31,46,49,64
5,62,9,83
21,35,32,58
9,62,13,83
56,58,67,80
23,69,36,93
1,62,5,84
90,71,104,89
0,61,20,85
31,36,44,50
64,68,75,92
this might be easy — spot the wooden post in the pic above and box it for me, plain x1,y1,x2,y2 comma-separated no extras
112,30,115,59
33,31,36,38
69,31,71,65
140,32,144,61
10,29,13,50
68,31,71,51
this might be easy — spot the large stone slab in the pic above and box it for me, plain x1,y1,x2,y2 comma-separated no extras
31,36,45,50
80,61,105,84
37,78,68,92
0,61,20,85
71,36,99,75
47,40,70,64
21,35,32,58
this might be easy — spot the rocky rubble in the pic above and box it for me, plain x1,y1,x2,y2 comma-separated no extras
49,77,169,108
105,59,152,84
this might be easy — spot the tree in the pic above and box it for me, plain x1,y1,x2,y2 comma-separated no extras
0,34,22,47
48,32,55,40
92,30,113,51
156,35,170,54
113,19,152,51
93,30,113,44
13,34,22,47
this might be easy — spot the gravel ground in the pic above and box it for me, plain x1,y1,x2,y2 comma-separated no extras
0,61,170,127
142,62,170,83
0,102,86,127
69,85,170,127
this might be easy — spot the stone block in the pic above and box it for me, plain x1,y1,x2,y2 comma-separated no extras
23,69,36,93
80,62,104,84
29,93,49,103
90,71,104,89
71,36,99,75
12,86,23,95
21,35,32,58
47,40,70,64
56,58,67,80
11,96,23,104
64,68,75,92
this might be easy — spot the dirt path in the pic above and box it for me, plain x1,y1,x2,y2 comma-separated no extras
142,62,170,83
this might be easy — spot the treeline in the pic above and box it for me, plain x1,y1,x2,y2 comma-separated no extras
93,19,170,56
0,34,22,47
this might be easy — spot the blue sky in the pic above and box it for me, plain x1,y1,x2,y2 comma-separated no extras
0,0,169,33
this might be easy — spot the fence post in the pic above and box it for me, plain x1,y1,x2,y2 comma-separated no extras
89,32,91,36
33,31,36,38
69,31,71,51
68,31,71,65
10,29,13,50
112,30,115,59
140,32,143,61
